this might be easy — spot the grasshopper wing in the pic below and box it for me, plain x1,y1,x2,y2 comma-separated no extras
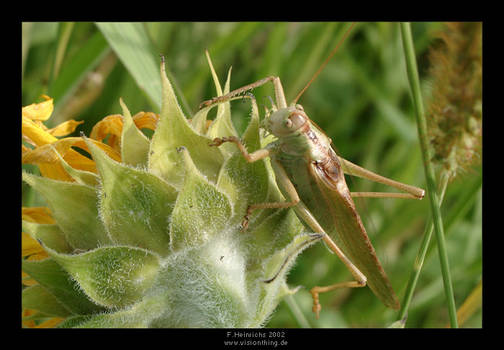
309,150,400,310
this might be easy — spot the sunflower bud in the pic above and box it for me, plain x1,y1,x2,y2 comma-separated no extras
22,55,319,328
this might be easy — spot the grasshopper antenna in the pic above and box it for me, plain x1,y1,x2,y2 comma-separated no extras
292,22,356,105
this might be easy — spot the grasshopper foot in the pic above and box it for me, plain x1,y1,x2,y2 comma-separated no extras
209,137,224,147
209,136,240,147
239,217,249,232
239,205,254,231
199,98,218,110
310,288,322,319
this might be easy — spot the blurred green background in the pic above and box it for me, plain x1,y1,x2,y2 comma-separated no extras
22,22,482,328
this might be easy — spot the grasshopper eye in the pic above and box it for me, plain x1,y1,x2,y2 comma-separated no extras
268,109,306,136
288,112,306,130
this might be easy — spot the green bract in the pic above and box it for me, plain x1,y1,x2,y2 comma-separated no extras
22,57,320,328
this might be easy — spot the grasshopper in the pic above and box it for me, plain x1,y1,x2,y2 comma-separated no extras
200,23,425,318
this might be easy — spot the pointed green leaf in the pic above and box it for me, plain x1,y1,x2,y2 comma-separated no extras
59,313,145,328
49,246,161,309
85,138,177,256
250,232,320,327
206,50,225,97
120,98,150,167
22,172,112,251
51,145,99,187
244,208,305,275
22,258,105,315
241,94,261,150
207,67,234,133
22,220,72,254
169,147,233,251
205,55,238,158
57,315,95,328
251,208,304,252
22,284,72,317
189,93,237,137
22,309,55,322
215,94,286,233
190,51,230,135
190,104,213,135
207,72,238,158
388,319,407,328
216,154,269,228
262,233,322,283
58,294,167,328
149,60,224,189
216,94,269,227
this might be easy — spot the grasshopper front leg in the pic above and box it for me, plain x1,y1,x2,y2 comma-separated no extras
201,75,288,110
209,136,284,229
209,136,271,164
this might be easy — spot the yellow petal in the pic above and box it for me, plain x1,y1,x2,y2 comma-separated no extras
22,117,86,180
22,144,76,181
90,114,123,152
22,207,55,224
47,120,84,137
55,137,121,172
22,309,37,327
34,120,49,131
21,309,63,328
22,271,38,286
22,116,57,146
22,98,54,121
22,143,30,154
22,228,49,286
22,137,121,179
133,111,159,131
22,138,83,164
22,232,47,258
81,137,121,162
38,163,75,182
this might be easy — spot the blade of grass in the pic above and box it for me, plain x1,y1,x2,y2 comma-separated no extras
96,22,191,116
446,279,482,328
22,22,34,78
51,22,75,81
398,172,449,321
55,52,118,126
284,294,311,328
426,171,482,259
339,51,417,142
95,22,162,111
399,22,458,328
399,170,481,322
254,23,288,85
49,30,110,125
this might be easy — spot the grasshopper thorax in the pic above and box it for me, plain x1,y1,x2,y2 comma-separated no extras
266,106,308,137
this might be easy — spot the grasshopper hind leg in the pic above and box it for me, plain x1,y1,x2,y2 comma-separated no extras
270,160,368,319
305,229,367,319
309,266,366,319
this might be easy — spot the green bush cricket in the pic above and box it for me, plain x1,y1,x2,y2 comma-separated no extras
201,23,425,319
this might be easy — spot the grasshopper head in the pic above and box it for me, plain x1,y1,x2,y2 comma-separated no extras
266,106,308,137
